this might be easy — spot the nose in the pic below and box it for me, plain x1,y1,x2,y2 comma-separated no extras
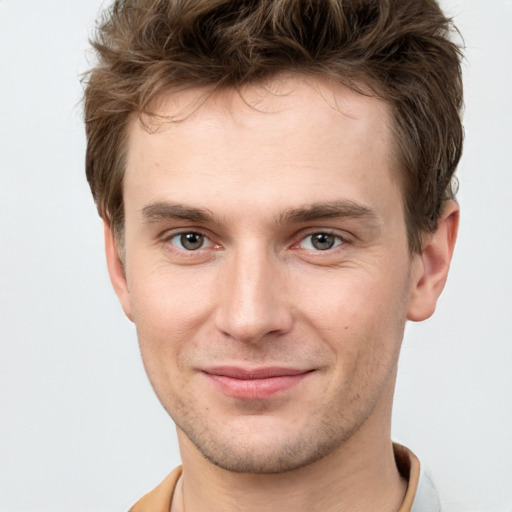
214,246,294,344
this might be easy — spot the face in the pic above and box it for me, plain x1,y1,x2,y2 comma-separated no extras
110,76,430,474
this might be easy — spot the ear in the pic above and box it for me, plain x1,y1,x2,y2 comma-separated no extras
407,200,459,322
104,221,134,322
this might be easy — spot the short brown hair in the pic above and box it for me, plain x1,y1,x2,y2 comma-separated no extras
84,0,463,252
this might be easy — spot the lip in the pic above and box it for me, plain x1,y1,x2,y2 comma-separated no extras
201,366,313,399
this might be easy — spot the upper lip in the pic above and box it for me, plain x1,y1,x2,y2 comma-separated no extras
202,366,312,379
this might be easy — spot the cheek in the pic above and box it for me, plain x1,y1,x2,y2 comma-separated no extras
297,264,409,374
299,262,408,329
127,265,216,374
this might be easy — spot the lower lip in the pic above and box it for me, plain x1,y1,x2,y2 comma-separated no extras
204,373,310,399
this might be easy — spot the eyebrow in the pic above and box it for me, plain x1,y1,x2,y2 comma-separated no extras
276,200,379,225
141,199,379,226
141,202,217,224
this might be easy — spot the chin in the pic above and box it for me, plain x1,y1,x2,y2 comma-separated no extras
199,441,332,475
180,415,353,475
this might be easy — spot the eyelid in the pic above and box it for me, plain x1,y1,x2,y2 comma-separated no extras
171,233,213,250
293,228,351,247
158,227,352,253
161,228,219,250
299,234,343,251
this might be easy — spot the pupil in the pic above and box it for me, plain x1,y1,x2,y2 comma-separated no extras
181,233,203,250
312,233,334,250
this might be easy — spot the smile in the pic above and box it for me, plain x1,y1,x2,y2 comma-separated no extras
201,366,313,399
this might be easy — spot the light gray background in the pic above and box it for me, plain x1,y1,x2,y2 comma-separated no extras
1,1,511,511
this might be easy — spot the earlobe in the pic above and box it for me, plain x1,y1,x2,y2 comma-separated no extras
103,221,134,322
407,200,459,322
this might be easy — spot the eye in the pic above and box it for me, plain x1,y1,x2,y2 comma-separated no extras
169,232,212,251
299,232,344,251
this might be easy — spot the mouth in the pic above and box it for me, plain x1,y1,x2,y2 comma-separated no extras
201,366,314,399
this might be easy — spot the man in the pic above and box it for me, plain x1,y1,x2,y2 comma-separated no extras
84,0,463,510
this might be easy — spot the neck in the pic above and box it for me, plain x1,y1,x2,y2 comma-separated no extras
172,409,406,512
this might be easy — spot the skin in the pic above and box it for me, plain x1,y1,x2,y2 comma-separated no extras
105,76,458,512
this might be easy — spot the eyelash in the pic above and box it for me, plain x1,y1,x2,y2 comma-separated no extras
167,231,217,251
295,231,346,251
163,229,348,253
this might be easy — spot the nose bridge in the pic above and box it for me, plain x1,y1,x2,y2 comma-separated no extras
215,240,293,343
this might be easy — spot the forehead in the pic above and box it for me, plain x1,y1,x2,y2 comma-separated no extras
142,75,390,129
124,75,400,221
134,76,393,154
